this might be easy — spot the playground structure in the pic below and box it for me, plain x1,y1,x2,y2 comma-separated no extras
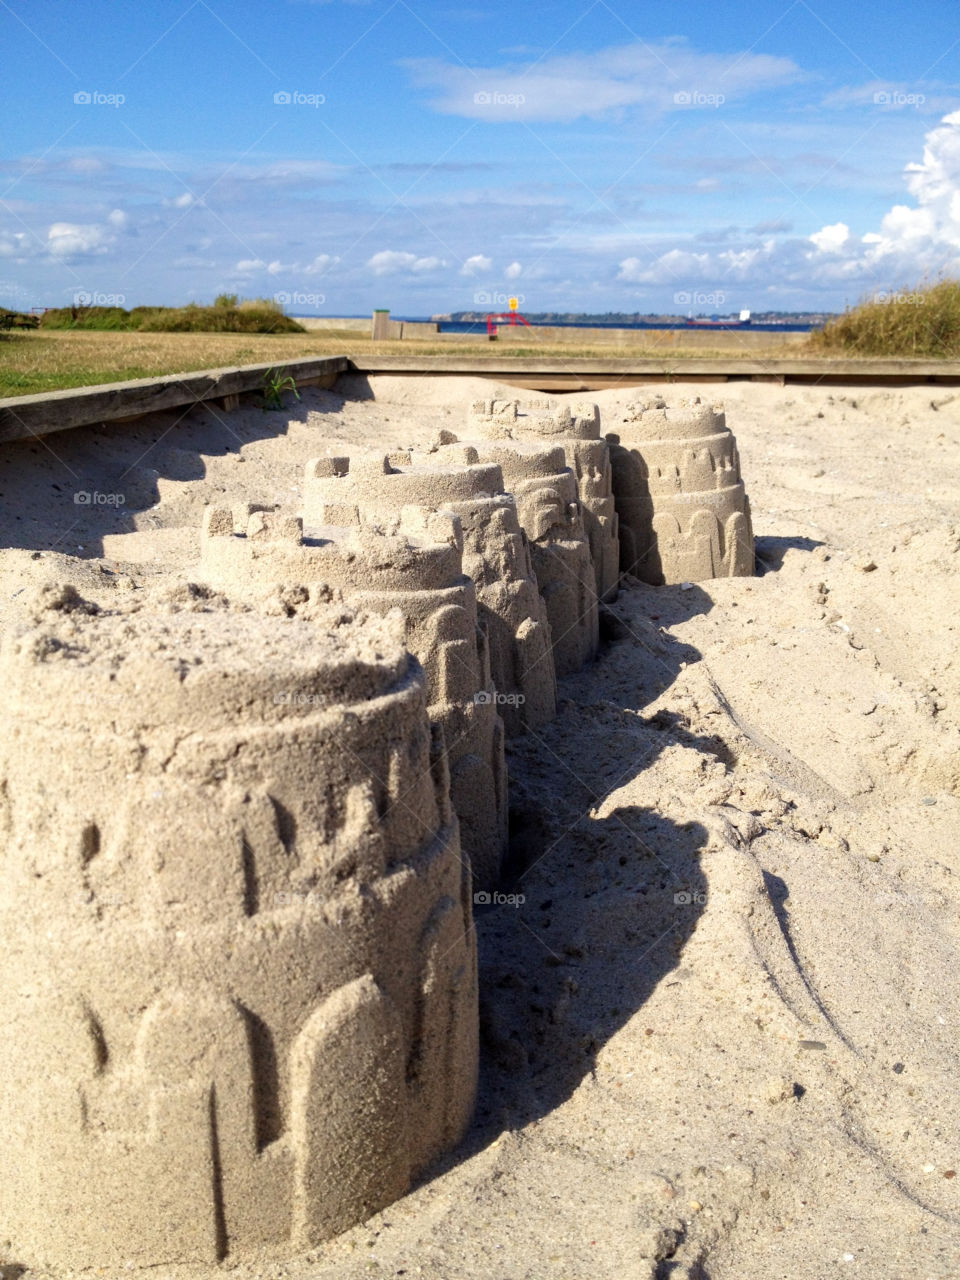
486,296,532,339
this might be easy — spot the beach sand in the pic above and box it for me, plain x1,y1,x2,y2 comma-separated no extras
0,374,957,1279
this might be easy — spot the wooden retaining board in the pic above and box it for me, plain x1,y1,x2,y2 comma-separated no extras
0,357,350,443
2,353,960,441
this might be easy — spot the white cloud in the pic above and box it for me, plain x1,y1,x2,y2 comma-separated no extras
821,81,950,115
46,222,109,257
405,39,801,123
367,250,447,275
161,191,201,209
809,222,850,254
107,209,128,228
504,261,523,279
617,111,960,298
66,155,106,174
235,258,266,272
305,253,336,274
460,253,492,276
224,160,341,187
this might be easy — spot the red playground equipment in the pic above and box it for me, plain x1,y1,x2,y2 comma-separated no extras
486,298,531,338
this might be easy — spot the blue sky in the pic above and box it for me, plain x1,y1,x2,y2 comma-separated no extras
2,0,959,316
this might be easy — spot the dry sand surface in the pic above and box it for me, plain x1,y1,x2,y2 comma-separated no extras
0,374,958,1279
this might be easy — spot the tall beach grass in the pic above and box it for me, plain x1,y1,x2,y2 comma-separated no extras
811,279,960,357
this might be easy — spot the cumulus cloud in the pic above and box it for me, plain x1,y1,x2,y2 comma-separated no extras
809,222,850,254
231,252,339,278
504,261,523,279
617,111,960,297
617,242,778,285
460,253,492,276
367,250,446,275
405,39,801,123
46,222,109,258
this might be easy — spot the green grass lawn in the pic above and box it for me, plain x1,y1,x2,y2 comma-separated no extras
0,325,822,399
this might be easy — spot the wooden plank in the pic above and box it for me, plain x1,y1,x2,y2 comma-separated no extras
347,353,960,376
2,350,960,444
345,355,960,392
0,357,349,443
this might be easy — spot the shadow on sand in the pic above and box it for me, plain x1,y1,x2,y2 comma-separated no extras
428,584,723,1201
754,533,824,575
0,386,343,557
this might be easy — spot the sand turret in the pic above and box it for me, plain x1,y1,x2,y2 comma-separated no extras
303,450,557,736
467,398,620,603
0,597,477,1269
607,396,754,584
467,440,599,678
199,496,507,888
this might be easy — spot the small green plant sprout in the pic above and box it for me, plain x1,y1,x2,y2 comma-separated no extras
261,366,300,410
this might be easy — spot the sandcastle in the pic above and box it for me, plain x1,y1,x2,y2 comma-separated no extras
606,396,754,584
467,397,620,604
302,449,557,736
0,596,477,1269
199,495,508,889
464,439,599,678
0,389,758,1272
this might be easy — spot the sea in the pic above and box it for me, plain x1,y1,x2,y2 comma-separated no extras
401,317,820,334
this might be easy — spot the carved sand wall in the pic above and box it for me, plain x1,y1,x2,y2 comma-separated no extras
303,450,557,736
606,396,755,584
468,440,600,678
199,496,508,889
467,398,620,604
0,598,477,1269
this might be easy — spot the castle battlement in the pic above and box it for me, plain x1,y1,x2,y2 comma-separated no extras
466,441,599,677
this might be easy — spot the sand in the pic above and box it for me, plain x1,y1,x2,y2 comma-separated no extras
0,374,958,1278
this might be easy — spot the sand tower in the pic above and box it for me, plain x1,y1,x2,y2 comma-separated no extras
0,596,477,1270
606,396,754,585
468,398,620,603
467,440,599,678
302,449,557,736
199,496,508,889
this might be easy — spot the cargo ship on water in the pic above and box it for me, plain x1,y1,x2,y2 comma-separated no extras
685,309,752,328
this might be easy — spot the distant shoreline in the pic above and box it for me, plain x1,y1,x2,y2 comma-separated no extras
292,314,827,333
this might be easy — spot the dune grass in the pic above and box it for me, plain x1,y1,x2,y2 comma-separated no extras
811,279,960,357
39,298,304,335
